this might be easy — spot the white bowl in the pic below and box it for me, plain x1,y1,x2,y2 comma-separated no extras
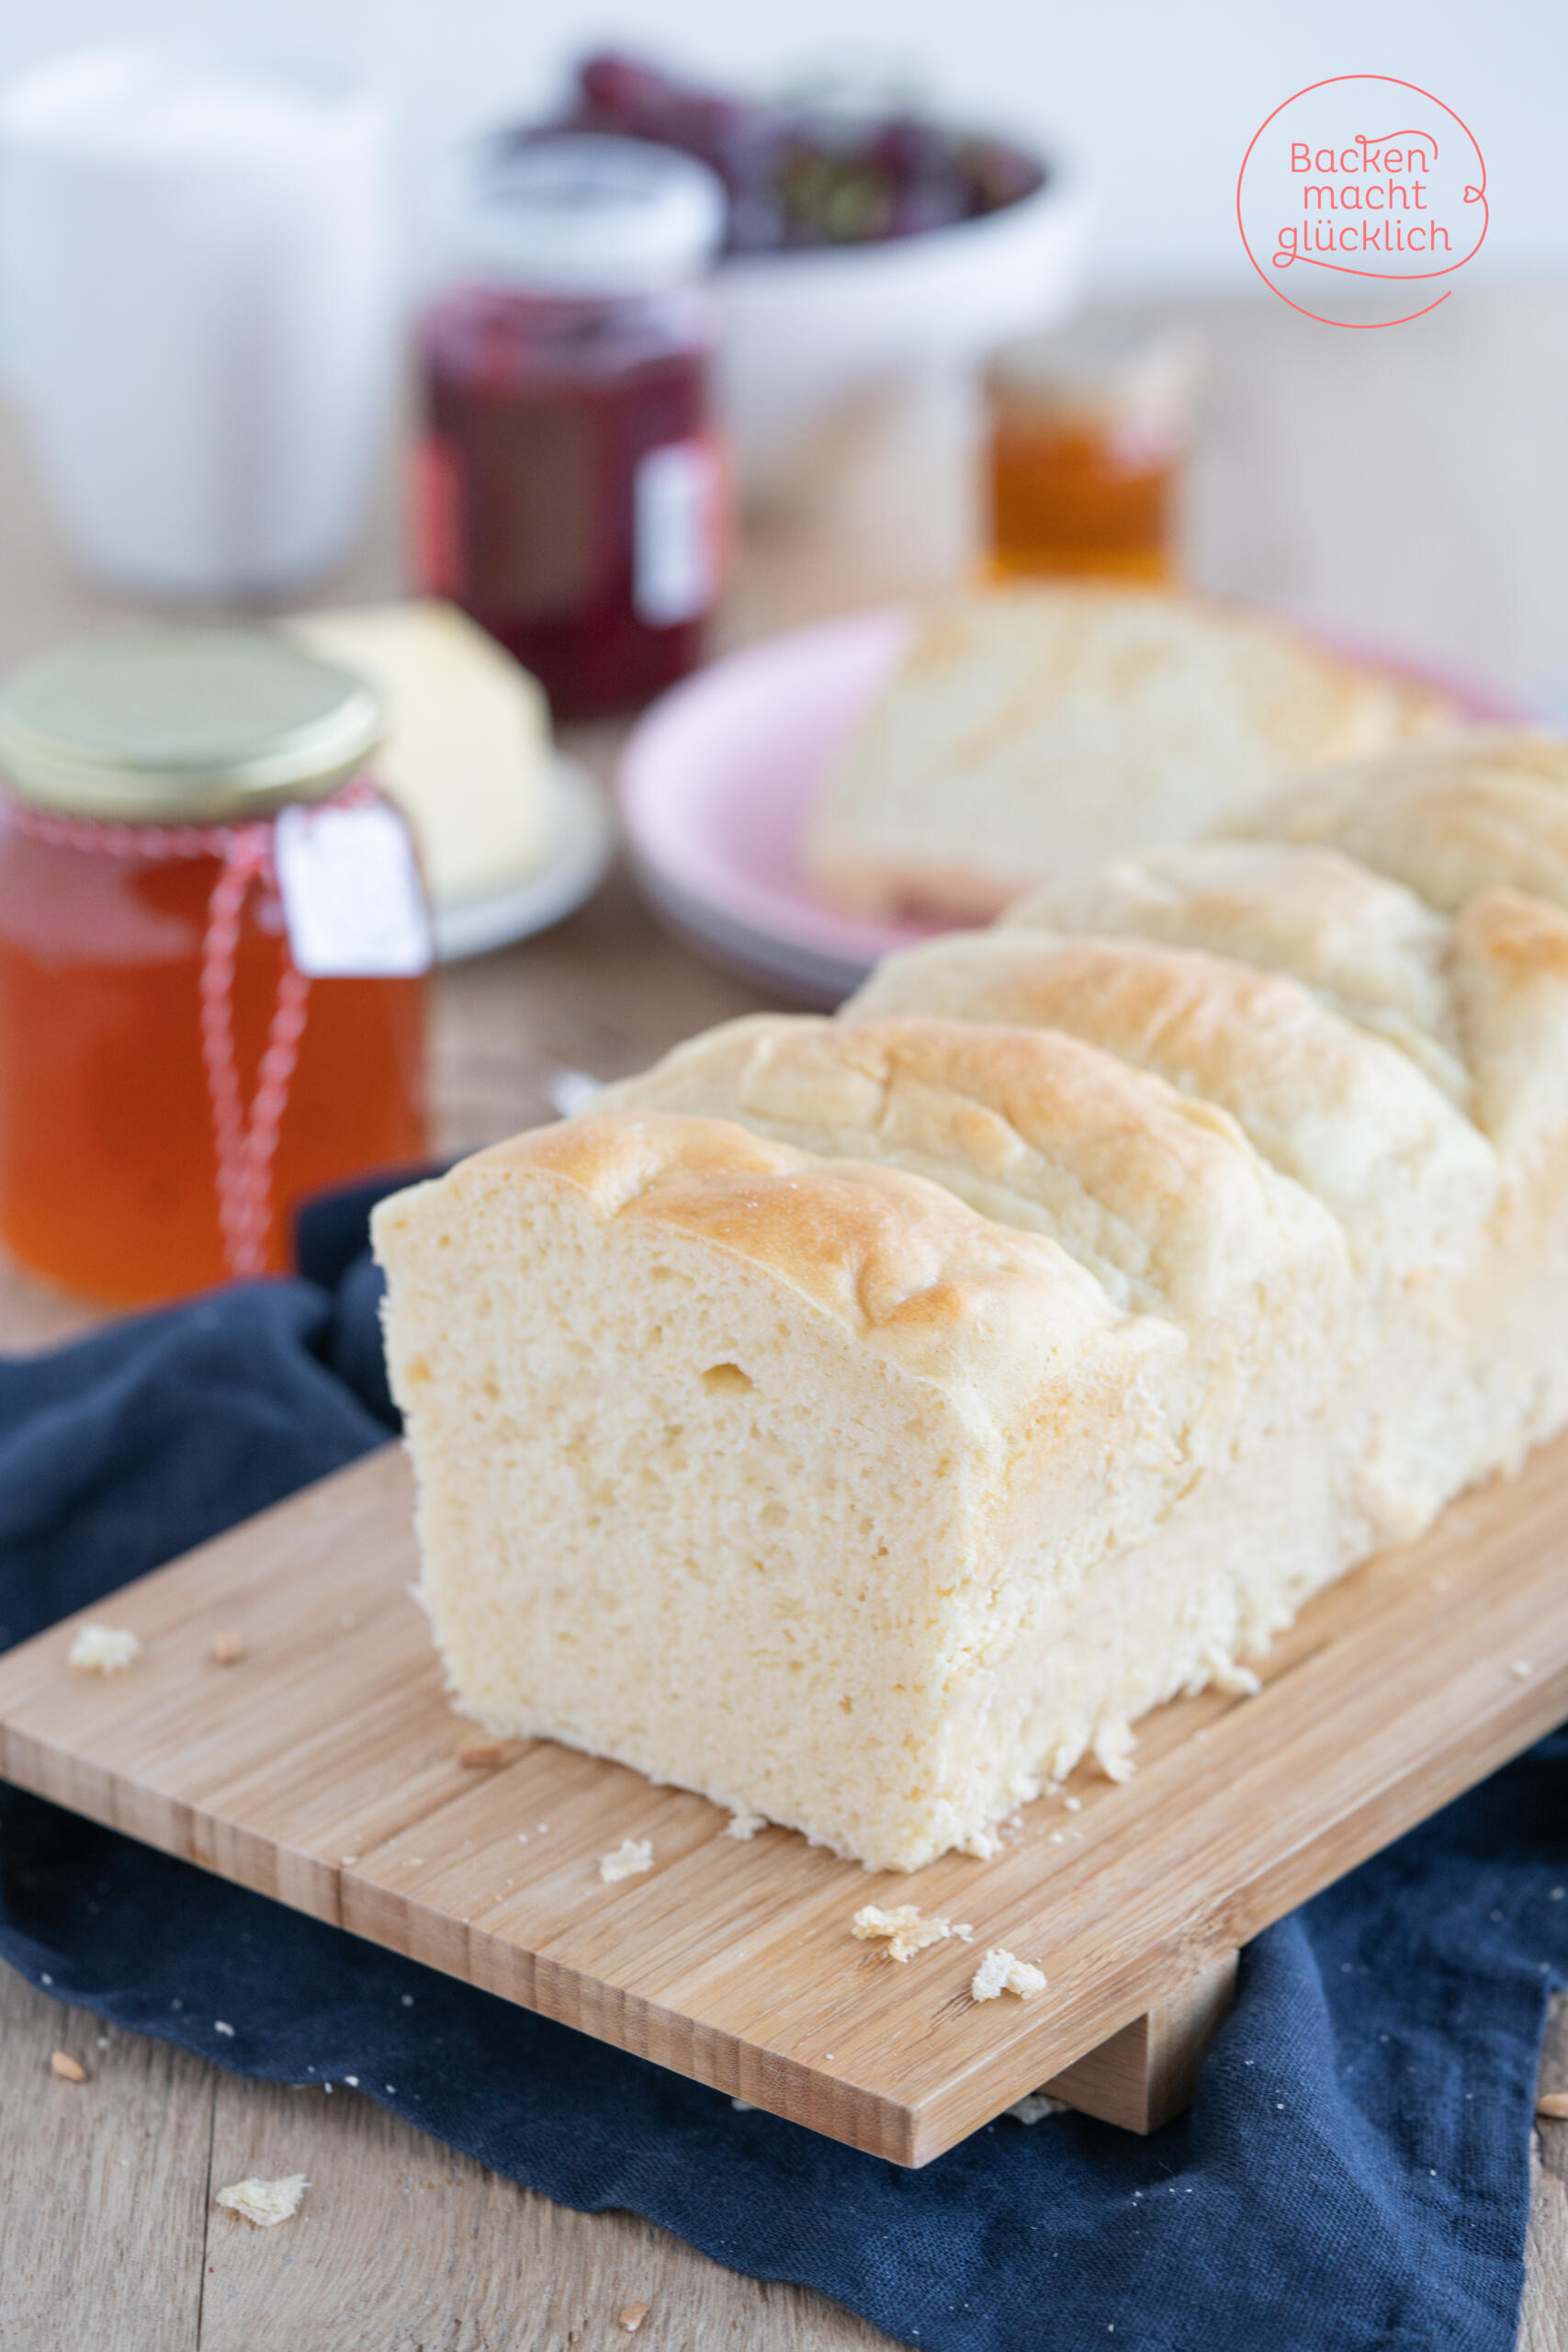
712,152,1094,493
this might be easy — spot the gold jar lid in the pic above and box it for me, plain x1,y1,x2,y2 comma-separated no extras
0,628,385,822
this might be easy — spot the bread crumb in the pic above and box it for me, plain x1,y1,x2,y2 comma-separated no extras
1511,1660,1534,1680
1008,2088,1068,2123
618,2304,650,2334
214,2175,309,2227
971,1948,1047,2002
852,1904,965,1962
67,1623,141,1675
725,1805,766,1840
600,1838,654,1883
209,1632,245,1666
962,1827,1003,1860
50,2051,86,2082
214,2021,235,2038
1538,2092,1568,2120
730,2097,753,2111
1063,1795,1082,1812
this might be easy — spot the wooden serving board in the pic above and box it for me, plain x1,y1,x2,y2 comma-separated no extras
3,1439,1567,2168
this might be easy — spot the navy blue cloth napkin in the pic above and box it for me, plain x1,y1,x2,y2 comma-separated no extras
3,1178,1566,2352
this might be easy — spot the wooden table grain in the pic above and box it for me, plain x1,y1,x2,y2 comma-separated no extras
2,285,1566,2350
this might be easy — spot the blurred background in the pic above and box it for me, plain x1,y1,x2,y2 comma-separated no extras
0,0,1564,1342
1,0,1562,289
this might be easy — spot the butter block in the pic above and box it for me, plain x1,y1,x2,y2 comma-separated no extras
287,601,550,907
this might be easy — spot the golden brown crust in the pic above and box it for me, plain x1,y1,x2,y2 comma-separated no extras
1001,842,1464,1102
599,1012,1342,1326
1004,842,1448,1019
1227,729,1568,912
1449,888,1568,1159
449,1111,1153,1389
843,930,1497,1270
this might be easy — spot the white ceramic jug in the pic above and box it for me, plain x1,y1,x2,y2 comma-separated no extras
0,49,396,600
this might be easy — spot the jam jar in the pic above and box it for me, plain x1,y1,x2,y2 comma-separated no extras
0,628,430,1307
418,133,727,720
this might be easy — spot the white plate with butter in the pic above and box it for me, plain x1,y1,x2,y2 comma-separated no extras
431,753,615,961
285,601,615,964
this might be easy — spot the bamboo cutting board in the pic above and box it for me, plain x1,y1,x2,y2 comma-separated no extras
2,1437,1567,2168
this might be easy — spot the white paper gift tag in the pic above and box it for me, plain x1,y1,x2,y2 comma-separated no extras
633,438,719,626
274,802,434,978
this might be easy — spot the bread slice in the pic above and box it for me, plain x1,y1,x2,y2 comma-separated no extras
599,1012,1350,1465
805,586,1455,922
374,1112,1201,1871
1000,839,1568,1451
845,928,1500,1542
1002,842,1464,1101
1224,729,1568,913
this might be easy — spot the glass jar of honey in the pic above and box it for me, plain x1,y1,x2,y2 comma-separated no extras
0,629,431,1308
984,321,1201,586
418,134,727,721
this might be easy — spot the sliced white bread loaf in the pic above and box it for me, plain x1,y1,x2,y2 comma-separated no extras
373,1114,1193,1871
805,586,1455,922
376,727,1568,1873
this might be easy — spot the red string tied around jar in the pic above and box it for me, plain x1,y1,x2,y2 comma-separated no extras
0,778,375,1280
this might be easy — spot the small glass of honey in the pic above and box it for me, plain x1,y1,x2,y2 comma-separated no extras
984,320,1201,586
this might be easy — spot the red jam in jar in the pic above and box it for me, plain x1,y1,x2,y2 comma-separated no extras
419,134,726,721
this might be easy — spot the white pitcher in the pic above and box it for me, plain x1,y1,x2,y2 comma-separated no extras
0,48,396,601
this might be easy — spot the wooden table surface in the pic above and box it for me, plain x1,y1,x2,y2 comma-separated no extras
2,288,1567,2349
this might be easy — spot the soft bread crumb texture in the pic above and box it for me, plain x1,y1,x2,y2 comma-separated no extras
215,2176,310,2227
376,1113,1195,1872
376,726,1568,1873
600,1838,654,1883
972,1948,1048,2001
852,1905,969,1962
67,1624,141,1675
725,1806,766,1840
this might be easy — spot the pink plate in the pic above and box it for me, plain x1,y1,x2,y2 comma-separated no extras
617,605,1526,1006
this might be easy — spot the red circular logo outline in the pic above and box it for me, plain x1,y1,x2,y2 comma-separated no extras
1236,75,1488,330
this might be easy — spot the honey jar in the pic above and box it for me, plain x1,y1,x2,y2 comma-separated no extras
985,321,1201,585
0,629,431,1307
